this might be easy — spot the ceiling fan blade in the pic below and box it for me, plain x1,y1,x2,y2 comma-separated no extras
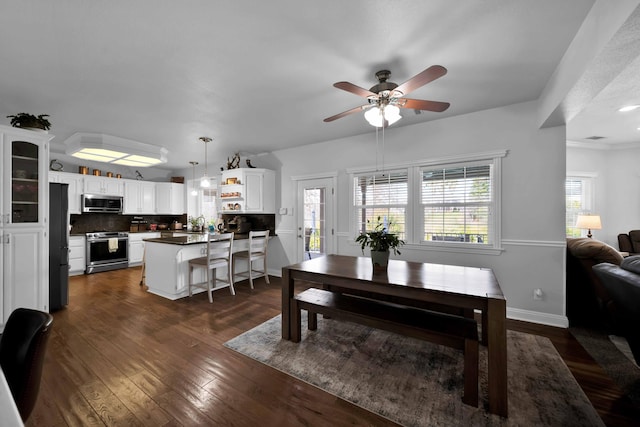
393,65,448,96
399,98,450,112
323,105,369,122
333,81,377,98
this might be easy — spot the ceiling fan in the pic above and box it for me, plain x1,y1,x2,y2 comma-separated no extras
324,65,450,128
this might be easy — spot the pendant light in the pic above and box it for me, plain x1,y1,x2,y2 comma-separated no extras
189,161,199,196
199,136,212,188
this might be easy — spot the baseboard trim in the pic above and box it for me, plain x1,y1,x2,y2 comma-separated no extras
507,307,568,328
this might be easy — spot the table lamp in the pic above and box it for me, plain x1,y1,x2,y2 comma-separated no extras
576,214,602,238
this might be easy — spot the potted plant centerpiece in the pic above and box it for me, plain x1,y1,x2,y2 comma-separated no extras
6,113,51,132
355,216,404,270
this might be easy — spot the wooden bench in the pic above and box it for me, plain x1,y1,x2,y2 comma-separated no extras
292,287,479,407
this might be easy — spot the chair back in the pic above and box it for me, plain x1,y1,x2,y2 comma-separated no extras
0,308,54,422
207,232,234,264
248,230,269,257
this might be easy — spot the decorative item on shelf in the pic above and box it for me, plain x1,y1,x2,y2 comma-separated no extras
106,172,113,178
92,169,101,176
355,216,405,271
116,173,122,179
6,113,51,131
576,214,602,239
49,159,63,171
226,177,237,185
13,169,27,179
79,166,89,174
246,159,256,168
135,170,144,180
227,153,240,169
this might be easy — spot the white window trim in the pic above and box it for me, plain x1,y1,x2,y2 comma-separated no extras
348,150,506,256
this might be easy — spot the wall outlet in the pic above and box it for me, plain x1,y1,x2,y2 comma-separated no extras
278,207,287,215
533,288,543,300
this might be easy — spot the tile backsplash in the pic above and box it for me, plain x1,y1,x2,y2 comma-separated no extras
70,213,187,234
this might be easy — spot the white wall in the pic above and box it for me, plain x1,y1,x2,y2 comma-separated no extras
567,143,640,247
268,100,568,326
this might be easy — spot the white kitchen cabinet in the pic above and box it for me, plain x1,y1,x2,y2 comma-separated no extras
49,171,83,214
128,232,160,266
123,180,156,214
219,168,275,214
83,175,124,196
0,125,52,330
69,235,85,275
156,182,185,215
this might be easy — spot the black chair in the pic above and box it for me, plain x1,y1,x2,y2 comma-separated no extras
0,308,54,422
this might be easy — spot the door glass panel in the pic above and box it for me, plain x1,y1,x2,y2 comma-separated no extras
11,141,39,223
303,187,325,259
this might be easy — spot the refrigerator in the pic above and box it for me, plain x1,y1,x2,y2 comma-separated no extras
49,182,69,311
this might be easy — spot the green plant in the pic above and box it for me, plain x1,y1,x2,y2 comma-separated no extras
355,216,405,255
6,113,51,130
188,215,205,228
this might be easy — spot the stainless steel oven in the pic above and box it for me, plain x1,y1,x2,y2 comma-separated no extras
85,231,129,274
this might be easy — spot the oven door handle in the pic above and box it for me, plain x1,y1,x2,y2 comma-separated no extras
87,237,128,243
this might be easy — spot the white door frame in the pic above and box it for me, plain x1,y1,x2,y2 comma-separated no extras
292,172,337,263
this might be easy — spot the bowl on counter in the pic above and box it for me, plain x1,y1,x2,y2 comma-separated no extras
157,224,169,230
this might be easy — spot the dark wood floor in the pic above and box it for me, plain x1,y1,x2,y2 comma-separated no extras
26,267,640,426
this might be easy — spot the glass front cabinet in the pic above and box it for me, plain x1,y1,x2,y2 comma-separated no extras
0,125,52,328
1,126,51,227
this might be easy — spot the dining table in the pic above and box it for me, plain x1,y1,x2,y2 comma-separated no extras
281,254,508,417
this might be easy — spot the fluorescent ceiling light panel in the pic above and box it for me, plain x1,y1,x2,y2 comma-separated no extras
64,133,168,167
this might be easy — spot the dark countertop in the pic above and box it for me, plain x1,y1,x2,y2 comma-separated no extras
144,233,250,245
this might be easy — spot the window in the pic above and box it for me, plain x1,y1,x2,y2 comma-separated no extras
349,150,504,253
421,164,491,244
566,175,594,237
353,170,408,240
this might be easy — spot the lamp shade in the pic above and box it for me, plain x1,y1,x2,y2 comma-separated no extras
575,215,602,230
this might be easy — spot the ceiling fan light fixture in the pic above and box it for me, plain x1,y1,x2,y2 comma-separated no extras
364,105,402,128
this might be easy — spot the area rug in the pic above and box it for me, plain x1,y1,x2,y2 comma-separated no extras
571,327,640,409
225,315,603,427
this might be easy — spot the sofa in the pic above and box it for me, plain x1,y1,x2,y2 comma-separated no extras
566,237,624,327
593,256,640,365
617,230,640,255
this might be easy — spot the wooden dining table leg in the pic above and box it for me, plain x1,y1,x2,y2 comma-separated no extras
282,268,293,340
487,297,508,417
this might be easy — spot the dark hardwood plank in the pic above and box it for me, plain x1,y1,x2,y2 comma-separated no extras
24,266,640,426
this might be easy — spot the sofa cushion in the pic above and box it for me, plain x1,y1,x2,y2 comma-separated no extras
566,237,624,265
621,255,640,274
629,230,640,253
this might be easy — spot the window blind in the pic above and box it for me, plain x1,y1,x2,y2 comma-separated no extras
421,164,491,244
353,170,407,239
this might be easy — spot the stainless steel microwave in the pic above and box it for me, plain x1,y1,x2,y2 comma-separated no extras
81,194,123,213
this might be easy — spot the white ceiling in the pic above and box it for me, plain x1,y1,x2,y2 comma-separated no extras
2,1,637,172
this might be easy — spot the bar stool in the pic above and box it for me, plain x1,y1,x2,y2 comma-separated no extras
188,233,234,303
234,230,270,289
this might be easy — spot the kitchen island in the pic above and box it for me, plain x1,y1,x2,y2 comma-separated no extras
143,233,256,300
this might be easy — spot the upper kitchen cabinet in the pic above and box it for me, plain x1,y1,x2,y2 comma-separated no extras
83,175,124,197
123,180,156,214
49,171,83,214
156,182,184,215
219,168,275,214
1,125,52,227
